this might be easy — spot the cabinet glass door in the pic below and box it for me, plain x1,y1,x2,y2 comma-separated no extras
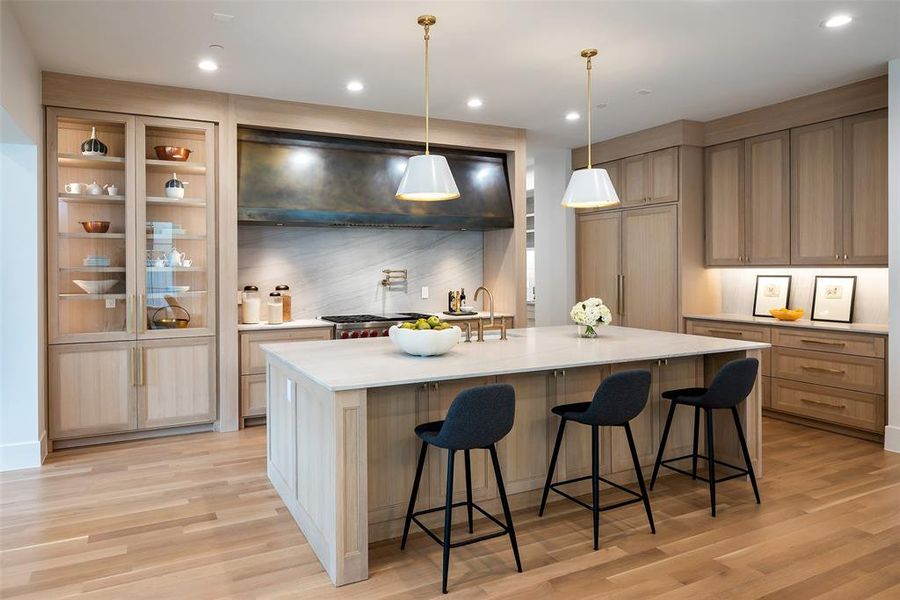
48,109,135,343
136,117,216,337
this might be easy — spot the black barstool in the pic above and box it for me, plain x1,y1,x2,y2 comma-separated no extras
650,357,761,516
400,383,522,594
538,370,656,550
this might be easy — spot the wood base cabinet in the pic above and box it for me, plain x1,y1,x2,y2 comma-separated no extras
49,337,216,442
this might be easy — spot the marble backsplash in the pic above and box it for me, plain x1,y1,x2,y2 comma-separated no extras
717,267,888,324
238,226,484,318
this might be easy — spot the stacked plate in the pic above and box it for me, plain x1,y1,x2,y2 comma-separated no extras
83,255,111,267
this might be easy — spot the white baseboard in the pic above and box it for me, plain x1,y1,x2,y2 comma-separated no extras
885,425,900,454
0,434,44,471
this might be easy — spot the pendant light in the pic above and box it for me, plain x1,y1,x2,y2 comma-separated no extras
561,49,619,209
396,15,460,202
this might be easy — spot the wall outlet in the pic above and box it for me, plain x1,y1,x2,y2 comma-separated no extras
421,286,429,299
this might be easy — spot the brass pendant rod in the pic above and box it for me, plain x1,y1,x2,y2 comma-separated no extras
586,53,593,169
423,21,431,155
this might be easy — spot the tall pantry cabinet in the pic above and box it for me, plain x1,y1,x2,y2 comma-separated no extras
576,146,704,333
47,108,217,447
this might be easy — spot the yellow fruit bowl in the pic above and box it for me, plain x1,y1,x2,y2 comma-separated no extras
769,308,804,321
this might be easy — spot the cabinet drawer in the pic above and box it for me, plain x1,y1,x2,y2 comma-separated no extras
686,320,771,375
240,327,333,375
771,347,884,394
771,328,885,358
771,378,884,433
241,373,267,418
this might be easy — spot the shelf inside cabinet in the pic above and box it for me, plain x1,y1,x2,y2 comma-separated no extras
145,159,206,175
58,193,126,205
145,196,207,208
58,154,126,169
59,293,127,301
59,266,126,273
59,232,126,240
145,266,207,272
146,290,208,300
146,233,206,241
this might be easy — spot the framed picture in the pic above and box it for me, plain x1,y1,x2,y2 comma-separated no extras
752,275,792,317
811,276,857,323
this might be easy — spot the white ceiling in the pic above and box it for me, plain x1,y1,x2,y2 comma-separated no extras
10,1,900,148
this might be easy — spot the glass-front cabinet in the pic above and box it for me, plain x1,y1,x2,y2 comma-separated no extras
47,108,217,442
48,109,216,343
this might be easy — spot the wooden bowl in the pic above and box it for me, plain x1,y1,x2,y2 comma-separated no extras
154,146,192,161
769,308,804,321
79,220,110,233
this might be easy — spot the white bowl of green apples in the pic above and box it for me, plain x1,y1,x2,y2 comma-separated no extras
388,316,461,357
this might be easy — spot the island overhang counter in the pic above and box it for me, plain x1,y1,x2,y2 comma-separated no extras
262,325,769,586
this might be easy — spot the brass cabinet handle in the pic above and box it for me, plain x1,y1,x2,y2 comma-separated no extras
620,274,626,317
801,397,846,410
800,365,845,376
843,254,848,261
137,293,145,333
129,346,136,386
708,329,744,337
834,254,840,261
431,382,438,392
800,338,846,347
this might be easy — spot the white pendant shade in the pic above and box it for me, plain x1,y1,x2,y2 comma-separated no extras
395,154,460,201
560,167,620,208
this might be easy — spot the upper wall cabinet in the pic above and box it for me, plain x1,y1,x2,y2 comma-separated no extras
790,119,843,265
705,110,887,267
842,110,888,265
580,147,679,214
705,132,790,266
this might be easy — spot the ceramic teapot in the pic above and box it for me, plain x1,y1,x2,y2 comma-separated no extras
85,181,103,195
166,247,186,267
80,127,108,156
164,173,189,199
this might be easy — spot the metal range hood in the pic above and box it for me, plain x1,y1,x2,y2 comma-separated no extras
237,128,513,230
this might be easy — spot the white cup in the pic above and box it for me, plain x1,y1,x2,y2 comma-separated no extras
105,185,118,195
65,182,86,194
182,258,192,267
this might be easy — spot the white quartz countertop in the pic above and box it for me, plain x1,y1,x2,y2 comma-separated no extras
683,313,888,335
262,325,769,392
238,318,333,332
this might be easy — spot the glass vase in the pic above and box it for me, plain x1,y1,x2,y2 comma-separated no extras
580,324,598,338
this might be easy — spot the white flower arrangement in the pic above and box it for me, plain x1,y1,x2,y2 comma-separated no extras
570,297,612,337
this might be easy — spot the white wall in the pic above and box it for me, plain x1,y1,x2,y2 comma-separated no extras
887,58,899,453
531,142,576,326
0,3,45,470
238,227,483,317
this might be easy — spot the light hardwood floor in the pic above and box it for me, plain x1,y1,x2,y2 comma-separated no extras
2,419,899,599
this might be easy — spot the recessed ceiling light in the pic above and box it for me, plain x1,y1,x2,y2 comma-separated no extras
197,59,219,72
346,80,364,92
212,12,235,22
822,14,853,28
467,98,483,108
636,89,652,95
565,111,581,121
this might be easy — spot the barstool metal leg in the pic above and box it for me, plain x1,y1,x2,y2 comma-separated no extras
591,425,600,550
731,406,761,504
539,418,566,516
441,450,456,594
464,450,474,533
705,408,717,517
401,440,428,550
650,401,676,490
624,422,656,534
489,444,522,573
691,406,700,480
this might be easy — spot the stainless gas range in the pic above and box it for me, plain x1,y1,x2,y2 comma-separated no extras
320,313,434,340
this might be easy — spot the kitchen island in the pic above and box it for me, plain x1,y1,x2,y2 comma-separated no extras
262,325,768,586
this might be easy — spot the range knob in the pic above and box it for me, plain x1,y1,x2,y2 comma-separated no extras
369,330,379,338
350,331,360,339
382,329,390,336
340,331,349,339
360,330,370,338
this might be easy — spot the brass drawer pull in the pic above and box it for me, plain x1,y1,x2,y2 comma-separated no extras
800,365,846,376
707,329,744,336
800,397,846,410
799,338,846,347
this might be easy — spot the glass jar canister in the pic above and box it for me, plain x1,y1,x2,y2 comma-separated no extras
241,286,261,324
267,292,284,325
275,284,291,322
